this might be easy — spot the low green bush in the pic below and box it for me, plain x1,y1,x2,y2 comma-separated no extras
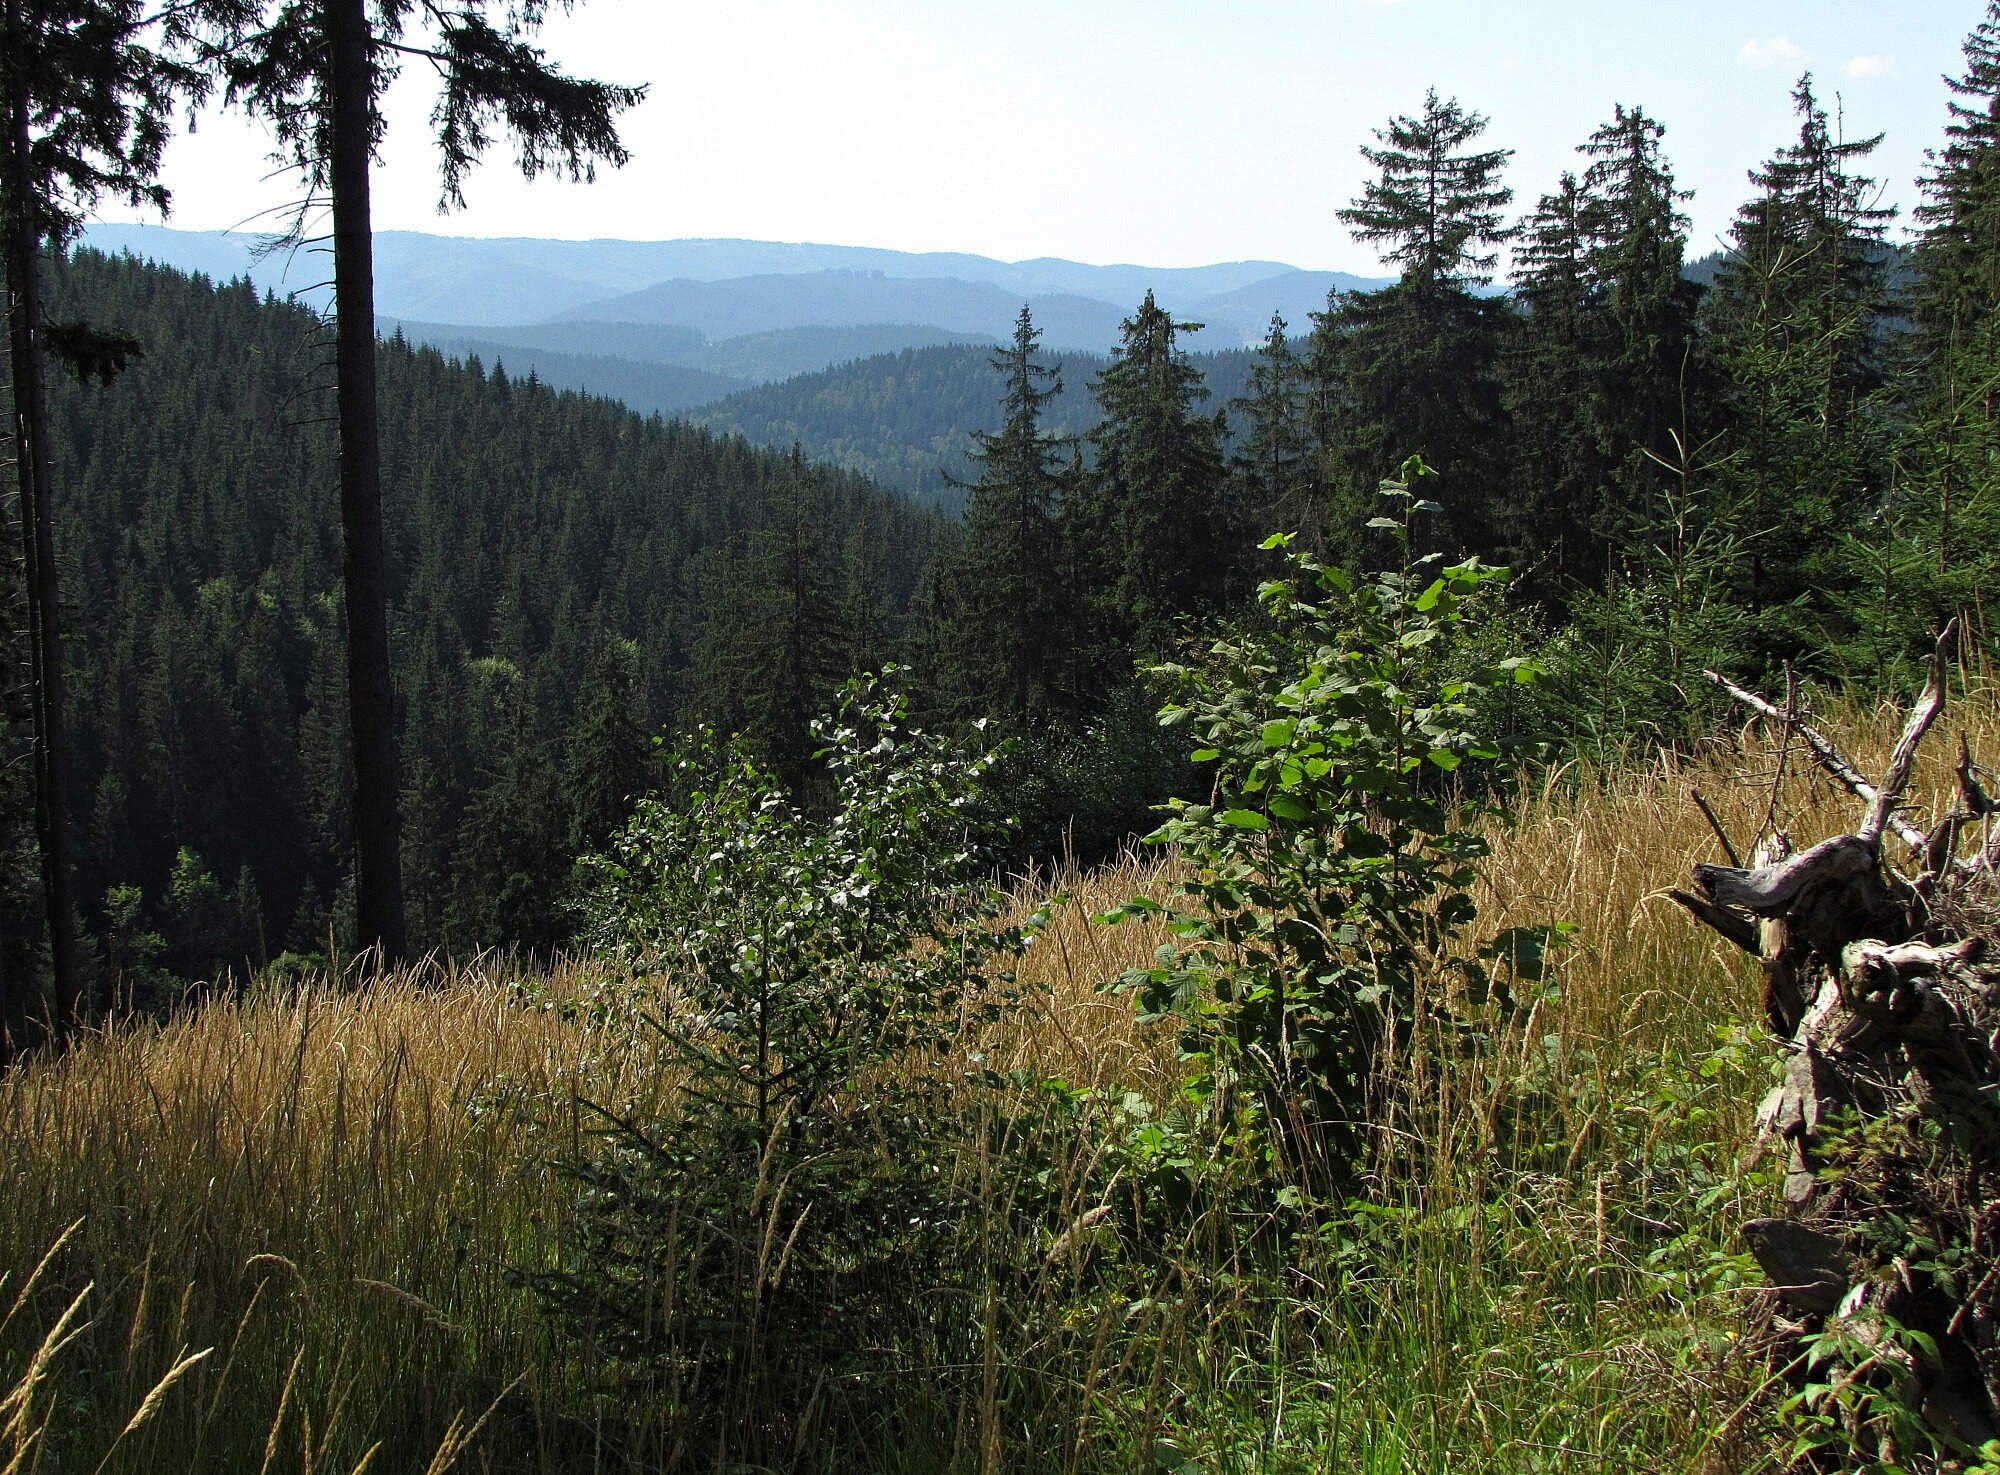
532,671,1047,1468
1106,460,1550,1185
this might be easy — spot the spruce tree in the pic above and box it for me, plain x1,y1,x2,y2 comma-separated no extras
1067,292,1231,660
687,447,849,786
1577,104,1697,540
1505,106,1697,601
837,526,891,680
451,728,568,955
1505,171,1598,592
1230,313,1318,553
195,0,644,964
1917,3,2000,341
563,635,655,857
1315,89,1513,553
1890,4,2000,661
1523,114,1741,746
1705,73,1894,645
932,305,1074,724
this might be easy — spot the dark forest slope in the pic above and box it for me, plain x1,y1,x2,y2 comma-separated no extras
697,340,1266,506
37,251,940,968
378,321,748,416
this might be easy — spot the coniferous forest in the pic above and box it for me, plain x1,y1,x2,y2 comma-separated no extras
6,58,1979,1005
23,250,937,982
9,4,2000,1473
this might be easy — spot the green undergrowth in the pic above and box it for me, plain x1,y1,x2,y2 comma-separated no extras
953,1020,1775,1475
1,503,1803,1471
0,895,1784,1471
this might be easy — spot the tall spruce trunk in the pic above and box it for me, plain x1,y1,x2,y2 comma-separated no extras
326,0,406,963
5,20,81,1043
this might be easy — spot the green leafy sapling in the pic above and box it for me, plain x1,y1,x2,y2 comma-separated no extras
583,667,1038,1130
535,672,1044,1455
1105,458,1545,1181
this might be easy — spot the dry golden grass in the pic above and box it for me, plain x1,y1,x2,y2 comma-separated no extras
0,954,685,1470
984,853,1182,1087
999,678,2000,1144
2,952,668,1280
5,675,1995,1471
1487,674,2000,1047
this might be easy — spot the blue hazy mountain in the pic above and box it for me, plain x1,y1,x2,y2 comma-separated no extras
547,272,1132,353
1192,270,1363,342
685,324,996,383
81,223,1383,338
79,224,1386,411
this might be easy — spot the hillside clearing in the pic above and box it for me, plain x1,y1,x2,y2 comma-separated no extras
6,687,1996,1471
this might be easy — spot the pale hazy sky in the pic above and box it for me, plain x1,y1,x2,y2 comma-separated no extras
102,0,1986,273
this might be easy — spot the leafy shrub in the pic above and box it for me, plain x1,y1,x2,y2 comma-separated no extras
1107,461,1545,1184
532,671,1043,1467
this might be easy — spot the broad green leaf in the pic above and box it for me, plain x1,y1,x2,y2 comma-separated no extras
1219,808,1269,831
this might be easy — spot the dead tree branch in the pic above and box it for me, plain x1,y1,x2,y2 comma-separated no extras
1701,669,1930,851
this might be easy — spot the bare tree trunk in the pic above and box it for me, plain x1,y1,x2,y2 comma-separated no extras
325,0,405,964
5,20,81,1043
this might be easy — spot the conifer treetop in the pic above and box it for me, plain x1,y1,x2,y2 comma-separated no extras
197,0,646,218
1339,87,1514,289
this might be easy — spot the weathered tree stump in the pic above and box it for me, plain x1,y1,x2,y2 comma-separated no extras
1674,631,2000,1470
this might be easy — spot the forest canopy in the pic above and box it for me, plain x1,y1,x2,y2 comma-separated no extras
1,29,1994,1031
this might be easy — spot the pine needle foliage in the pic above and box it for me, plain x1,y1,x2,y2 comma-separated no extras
930,306,1076,725
1340,88,1514,291
1317,91,1514,552
544,671,1045,1466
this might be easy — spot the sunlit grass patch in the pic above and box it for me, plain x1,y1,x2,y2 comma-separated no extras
5,682,1993,1470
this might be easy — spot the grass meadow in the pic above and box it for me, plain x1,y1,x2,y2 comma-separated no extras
6,686,1993,1473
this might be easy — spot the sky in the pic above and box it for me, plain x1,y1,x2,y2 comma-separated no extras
101,0,1988,275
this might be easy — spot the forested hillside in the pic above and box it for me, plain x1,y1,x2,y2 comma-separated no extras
378,320,746,415
699,339,1264,504
28,250,939,978
16,61,1992,1016
375,317,1001,408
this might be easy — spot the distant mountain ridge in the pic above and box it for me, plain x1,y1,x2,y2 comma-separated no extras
550,272,1133,353
78,224,1381,467
80,222,1383,343
82,223,1374,326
